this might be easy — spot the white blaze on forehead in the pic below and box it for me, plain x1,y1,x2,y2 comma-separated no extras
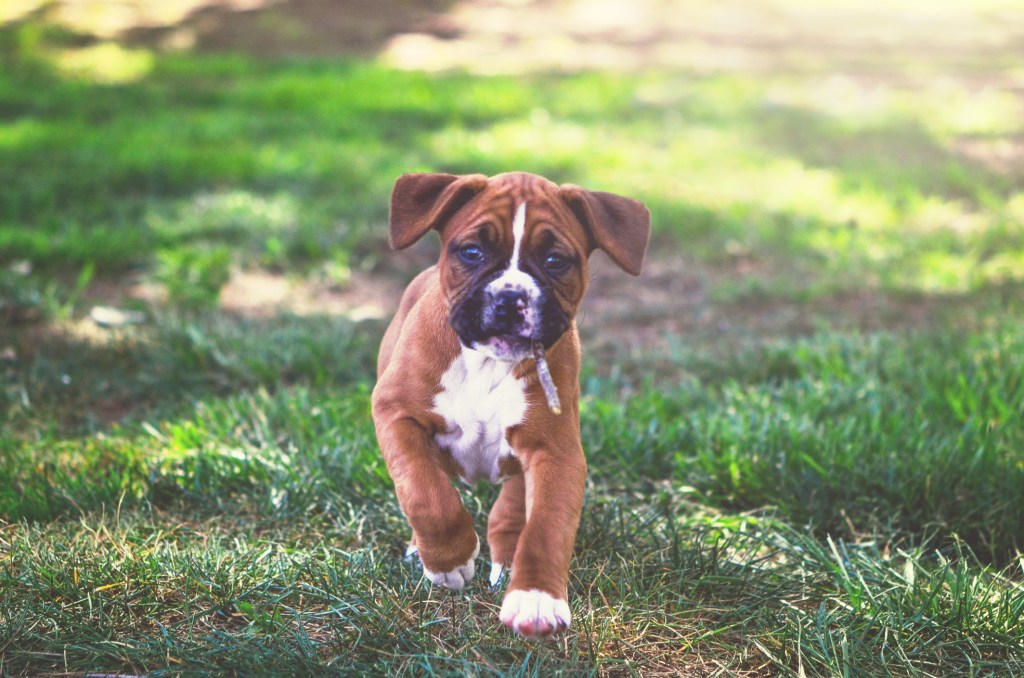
509,202,527,270
487,202,540,294
476,201,544,361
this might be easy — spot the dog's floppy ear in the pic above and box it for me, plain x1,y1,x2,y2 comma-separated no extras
559,185,651,276
389,173,489,250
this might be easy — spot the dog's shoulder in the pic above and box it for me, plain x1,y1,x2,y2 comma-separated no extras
376,265,448,379
401,265,440,307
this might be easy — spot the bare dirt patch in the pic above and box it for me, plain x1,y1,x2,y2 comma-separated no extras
67,229,995,371
218,269,404,321
579,249,980,365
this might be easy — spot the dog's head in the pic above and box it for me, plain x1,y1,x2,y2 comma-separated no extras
389,171,650,362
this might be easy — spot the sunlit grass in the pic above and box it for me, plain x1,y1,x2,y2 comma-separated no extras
1,33,1021,295
53,42,155,83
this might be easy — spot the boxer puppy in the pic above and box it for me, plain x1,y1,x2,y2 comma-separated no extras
372,171,650,638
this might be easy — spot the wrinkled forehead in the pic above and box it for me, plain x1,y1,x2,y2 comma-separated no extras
446,173,583,242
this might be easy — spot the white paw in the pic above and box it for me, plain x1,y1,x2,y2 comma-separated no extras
421,537,480,590
499,589,571,638
488,562,506,588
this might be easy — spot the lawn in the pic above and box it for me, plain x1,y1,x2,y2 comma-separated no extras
1,1,1023,675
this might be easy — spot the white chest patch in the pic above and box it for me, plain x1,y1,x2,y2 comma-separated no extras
433,348,527,484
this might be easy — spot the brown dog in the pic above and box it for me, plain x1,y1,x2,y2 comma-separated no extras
372,171,650,637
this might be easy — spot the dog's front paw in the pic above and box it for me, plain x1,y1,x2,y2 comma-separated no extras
421,536,480,590
499,589,571,638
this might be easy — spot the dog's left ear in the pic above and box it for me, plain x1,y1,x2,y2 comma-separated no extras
389,173,489,250
559,186,651,276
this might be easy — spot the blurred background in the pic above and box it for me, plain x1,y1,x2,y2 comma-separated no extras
2,0,1022,344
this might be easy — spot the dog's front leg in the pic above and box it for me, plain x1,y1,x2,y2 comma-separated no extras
375,412,479,589
498,440,586,638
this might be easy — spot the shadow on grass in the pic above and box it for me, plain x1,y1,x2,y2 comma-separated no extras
6,0,460,57
752,102,1021,205
0,309,386,524
0,311,382,436
121,0,459,57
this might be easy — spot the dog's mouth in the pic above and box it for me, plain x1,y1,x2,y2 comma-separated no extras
470,333,534,361
451,292,535,361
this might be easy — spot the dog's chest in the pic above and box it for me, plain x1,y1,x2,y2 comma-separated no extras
432,350,526,484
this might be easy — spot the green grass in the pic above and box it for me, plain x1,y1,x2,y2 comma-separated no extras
2,4,1024,676
3,312,1022,675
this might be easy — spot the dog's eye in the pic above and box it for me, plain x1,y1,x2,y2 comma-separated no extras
543,252,571,272
458,244,486,265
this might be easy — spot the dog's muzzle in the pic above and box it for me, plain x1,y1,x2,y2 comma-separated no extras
482,288,534,337
451,282,570,362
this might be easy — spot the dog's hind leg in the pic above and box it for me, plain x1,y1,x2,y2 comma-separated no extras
487,473,526,586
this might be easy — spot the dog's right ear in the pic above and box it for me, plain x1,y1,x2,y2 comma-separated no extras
389,173,489,250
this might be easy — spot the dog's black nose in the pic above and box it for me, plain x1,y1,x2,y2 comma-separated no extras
493,289,527,321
